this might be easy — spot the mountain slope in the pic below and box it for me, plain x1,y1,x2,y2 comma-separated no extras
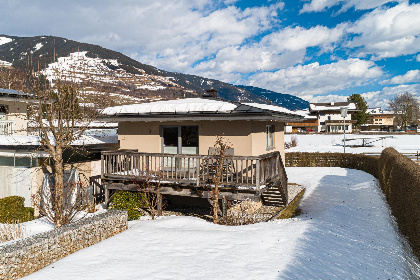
236,85,309,110
0,35,307,110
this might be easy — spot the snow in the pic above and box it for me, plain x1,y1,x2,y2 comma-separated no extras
21,167,419,279
102,98,238,115
367,107,394,115
285,133,420,154
0,36,12,46
0,129,118,146
244,102,305,116
39,51,182,91
0,60,11,67
33,43,43,52
310,103,357,111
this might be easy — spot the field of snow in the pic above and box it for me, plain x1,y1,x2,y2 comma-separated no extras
285,133,420,154
22,167,420,280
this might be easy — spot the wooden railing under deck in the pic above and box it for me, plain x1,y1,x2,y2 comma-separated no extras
101,151,287,194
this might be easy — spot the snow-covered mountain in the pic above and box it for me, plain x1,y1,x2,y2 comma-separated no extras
0,35,308,110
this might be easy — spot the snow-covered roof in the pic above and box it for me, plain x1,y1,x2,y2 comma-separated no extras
367,108,394,115
0,88,35,99
309,102,357,111
0,129,118,147
101,97,305,122
28,120,118,129
244,103,303,116
102,98,237,115
292,109,318,119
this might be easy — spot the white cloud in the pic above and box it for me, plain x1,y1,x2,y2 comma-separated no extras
361,84,420,108
128,2,285,73
348,2,420,59
0,0,284,74
261,24,347,52
300,0,405,13
380,70,420,85
247,58,383,97
187,24,347,83
416,54,420,62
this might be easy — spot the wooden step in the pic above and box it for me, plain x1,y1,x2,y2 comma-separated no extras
261,182,287,207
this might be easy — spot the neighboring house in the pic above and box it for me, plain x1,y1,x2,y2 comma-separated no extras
99,91,304,208
286,110,318,133
0,88,119,206
364,108,396,132
309,102,357,133
286,102,357,133
0,88,36,135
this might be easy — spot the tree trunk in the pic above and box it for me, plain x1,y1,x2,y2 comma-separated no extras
53,147,65,227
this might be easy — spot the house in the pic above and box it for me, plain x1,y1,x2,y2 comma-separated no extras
309,102,357,133
0,88,37,135
0,88,119,206
99,91,305,208
286,110,318,133
364,108,396,132
286,102,357,133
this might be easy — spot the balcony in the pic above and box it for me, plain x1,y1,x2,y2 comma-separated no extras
0,120,14,135
101,151,288,206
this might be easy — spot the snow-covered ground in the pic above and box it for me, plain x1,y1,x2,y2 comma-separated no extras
285,133,420,154
22,167,420,279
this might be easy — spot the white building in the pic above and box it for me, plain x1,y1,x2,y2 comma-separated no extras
309,102,357,133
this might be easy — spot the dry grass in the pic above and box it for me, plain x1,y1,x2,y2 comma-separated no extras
0,222,25,243
276,189,305,219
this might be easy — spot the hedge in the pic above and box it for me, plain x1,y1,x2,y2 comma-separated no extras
286,148,420,261
0,196,34,223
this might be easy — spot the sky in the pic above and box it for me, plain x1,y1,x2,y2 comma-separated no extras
1,0,420,108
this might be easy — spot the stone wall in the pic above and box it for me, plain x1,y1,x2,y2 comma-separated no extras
0,209,128,279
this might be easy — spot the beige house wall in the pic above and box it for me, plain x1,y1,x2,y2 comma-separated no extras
118,120,286,161
0,100,28,135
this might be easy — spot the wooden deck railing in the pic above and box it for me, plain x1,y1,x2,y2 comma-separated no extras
101,151,287,193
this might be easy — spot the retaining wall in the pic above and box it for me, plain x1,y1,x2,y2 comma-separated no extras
0,209,128,279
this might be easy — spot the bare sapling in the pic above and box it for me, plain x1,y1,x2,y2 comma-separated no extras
211,135,232,224
135,164,164,220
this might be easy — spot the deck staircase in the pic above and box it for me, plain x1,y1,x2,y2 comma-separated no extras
261,181,287,207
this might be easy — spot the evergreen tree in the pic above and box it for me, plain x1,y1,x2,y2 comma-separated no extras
347,94,368,127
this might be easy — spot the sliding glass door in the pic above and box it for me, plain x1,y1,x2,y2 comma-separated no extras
162,126,198,155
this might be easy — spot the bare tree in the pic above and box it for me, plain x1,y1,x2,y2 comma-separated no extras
28,63,103,227
389,92,420,130
0,67,29,91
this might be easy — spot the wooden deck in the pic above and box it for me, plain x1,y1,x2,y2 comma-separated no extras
101,151,288,205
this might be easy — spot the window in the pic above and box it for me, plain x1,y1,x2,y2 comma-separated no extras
162,126,199,154
266,125,274,149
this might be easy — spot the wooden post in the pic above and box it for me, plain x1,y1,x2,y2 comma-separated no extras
256,159,260,191
157,192,162,215
101,153,104,178
222,196,227,221
104,185,109,206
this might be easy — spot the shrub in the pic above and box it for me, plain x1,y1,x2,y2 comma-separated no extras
0,196,34,223
377,148,420,260
108,191,148,220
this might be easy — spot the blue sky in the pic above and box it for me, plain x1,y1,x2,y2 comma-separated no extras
1,0,420,108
